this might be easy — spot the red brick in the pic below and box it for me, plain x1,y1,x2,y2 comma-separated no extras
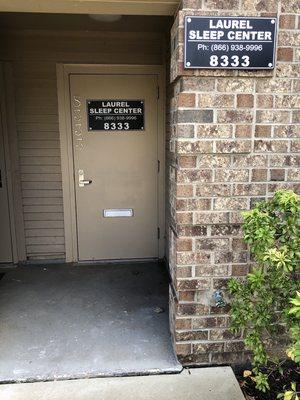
235,125,252,138
175,318,192,330
255,125,272,137
178,156,197,168
232,264,249,276
177,226,208,237
237,94,254,108
193,316,227,329
178,93,196,108
177,304,210,316
176,330,208,341
177,266,192,278
177,238,193,252
178,353,210,364
175,343,191,356
193,342,224,354
277,47,293,62
252,169,268,182
177,279,211,291
176,212,193,224
270,169,285,181
177,185,193,198
279,14,296,29
178,291,195,302
256,94,273,108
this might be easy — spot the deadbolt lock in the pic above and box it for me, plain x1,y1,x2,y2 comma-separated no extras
78,169,92,187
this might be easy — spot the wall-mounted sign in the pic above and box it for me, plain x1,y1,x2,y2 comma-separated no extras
87,100,144,131
184,16,277,70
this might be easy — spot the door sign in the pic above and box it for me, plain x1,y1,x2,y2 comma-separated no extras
184,16,277,69
87,100,144,131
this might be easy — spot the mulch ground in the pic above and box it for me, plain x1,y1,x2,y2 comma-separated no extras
236,362,300,400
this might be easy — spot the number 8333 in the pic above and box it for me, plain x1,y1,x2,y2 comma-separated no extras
209,55,250,67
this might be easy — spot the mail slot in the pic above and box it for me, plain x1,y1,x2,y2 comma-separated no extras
103,209,134,218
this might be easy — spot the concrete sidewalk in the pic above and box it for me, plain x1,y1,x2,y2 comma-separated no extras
0,367,245,400
0,263,181,382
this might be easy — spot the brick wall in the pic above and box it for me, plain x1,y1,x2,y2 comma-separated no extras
167,0,300,365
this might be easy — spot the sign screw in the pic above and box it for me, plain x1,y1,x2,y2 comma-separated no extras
187,17,191,23
268,63,273,67
271,19,275,24
186,61,191,67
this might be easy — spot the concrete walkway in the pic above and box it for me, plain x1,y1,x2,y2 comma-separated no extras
0,367,245,400
0,263,181,382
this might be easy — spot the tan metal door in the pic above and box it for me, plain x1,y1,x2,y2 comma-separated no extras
0,110,12,263
70,74,159,261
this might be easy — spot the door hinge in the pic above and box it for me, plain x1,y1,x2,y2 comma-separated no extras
157,227,160,239
157,86,160,99
157,159,160,173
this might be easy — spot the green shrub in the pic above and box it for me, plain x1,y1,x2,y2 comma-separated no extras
228,190,300,393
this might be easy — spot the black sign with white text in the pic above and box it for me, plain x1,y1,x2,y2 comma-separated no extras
184,16,277,69
87,100,144,131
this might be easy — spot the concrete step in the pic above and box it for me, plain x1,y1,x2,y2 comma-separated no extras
0,367,245,400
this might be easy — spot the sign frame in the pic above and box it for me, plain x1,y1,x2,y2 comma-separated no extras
184,16,277,70
86,99,145,132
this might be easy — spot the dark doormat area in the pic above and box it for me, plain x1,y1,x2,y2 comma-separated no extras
0,262,182,383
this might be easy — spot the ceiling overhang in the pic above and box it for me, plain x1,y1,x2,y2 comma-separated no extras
0,0,180,16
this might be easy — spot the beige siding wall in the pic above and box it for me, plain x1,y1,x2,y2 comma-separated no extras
0,30,164,260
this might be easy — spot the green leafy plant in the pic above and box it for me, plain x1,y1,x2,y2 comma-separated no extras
228,190,300,394
287,291,300,364
277,382,299,400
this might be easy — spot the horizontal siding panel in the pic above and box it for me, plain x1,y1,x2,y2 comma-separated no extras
19,148,61,157
18,132,60,140
15,78,57,89
22,181,62,190
2,35,161,64
26,237,65,245
25,229,64,237
22,190,63,198
3,50,161,65
26,244,65,254
24,220,64,229
17,115,59,124
21,165,62,174
20,157,61,166
2,48,161,65
21,174,62,182
24,205,63,213
22,197,63,206
13,61,57,78
17,123,60,132
15,87,58,97
23,212,63,221
16,105,59,116
19,140,60,149
16,90,58,99
16,96,58,107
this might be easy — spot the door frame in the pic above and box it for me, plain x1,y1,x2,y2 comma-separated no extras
57,64,166,262
0,62,26,263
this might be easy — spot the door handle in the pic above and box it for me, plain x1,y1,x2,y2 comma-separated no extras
78,169,92,187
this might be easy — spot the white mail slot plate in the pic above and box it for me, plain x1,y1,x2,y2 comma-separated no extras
103,209,133,218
